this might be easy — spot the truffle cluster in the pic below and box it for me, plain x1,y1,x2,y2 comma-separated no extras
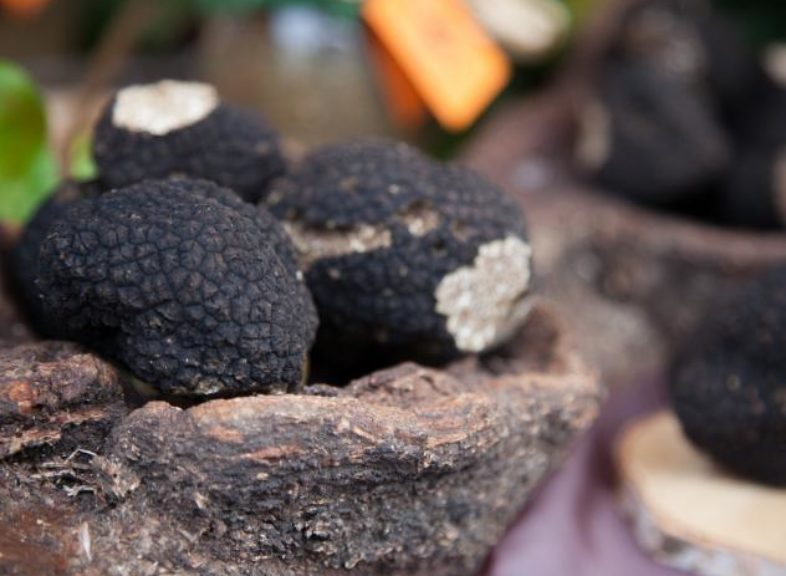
576,0,786,229
93,80,285,203
11,81,534,398
670,267,786,485
265,139,533,360
32,179,316,397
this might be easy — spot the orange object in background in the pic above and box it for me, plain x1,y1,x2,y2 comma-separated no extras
0,0,50,18
363,0,511,132
367,32,428,131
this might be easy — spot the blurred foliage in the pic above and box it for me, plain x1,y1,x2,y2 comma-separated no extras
69,130,97,182
76,0,361,51
0,61,57,223
561,0,595,28
78,0,197,53
193,0,361,18
712,0,786,46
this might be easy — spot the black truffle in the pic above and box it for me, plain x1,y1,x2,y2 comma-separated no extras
611,0,758,116
35,177,317,397
11,179,105,337
575,60,730,206
718,143,786,230
93,80,285,203
718,81,786,230
264,139,533,361
670,266,786,485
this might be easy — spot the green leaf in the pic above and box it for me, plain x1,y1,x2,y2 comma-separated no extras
193,0,360,18
0,61,58,223
69,130,98,182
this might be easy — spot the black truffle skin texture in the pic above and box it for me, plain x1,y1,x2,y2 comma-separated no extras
718,81,786,230
585,60,730,206
93,95,285,203
670,267,786,485
35,178,317,397
612,0,759,117
718,143,786,230
10,179,105,338
264,139,530,361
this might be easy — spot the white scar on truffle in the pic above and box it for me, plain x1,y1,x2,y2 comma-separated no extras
435,236,533,353
401,203,440,237
112,80,219,135
283,221,393,269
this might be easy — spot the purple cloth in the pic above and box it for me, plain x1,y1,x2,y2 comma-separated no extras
487,378,685,576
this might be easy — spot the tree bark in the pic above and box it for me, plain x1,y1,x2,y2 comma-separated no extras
0,306,602,575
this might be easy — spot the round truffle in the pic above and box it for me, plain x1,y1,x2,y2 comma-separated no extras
35,178,317,397
611,0,758,115
575,60,730,206
93,80,286,203
670,266,786,485
718,144,786,230
10,179,105,338
264,138,533,360
718,82,786,230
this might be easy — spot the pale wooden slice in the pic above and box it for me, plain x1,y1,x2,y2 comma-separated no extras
616,410,786,576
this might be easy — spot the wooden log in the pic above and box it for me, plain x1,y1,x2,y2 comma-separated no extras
0,213,601,573
616,411,786,576
0,341,126,460
0,305,602,575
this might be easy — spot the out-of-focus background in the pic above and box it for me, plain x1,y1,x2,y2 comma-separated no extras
2,0,785,223
0,0,572,221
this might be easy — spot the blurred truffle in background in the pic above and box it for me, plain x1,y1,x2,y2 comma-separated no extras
575,0,786,231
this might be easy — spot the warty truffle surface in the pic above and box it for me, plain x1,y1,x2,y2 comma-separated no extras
36,178,317,396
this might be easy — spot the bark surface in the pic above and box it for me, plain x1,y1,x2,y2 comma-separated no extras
0,302,601,575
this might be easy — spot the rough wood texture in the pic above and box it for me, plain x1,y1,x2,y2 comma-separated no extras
461,0,786,387
616,411,786,576
0,306,601,575
0,341,126,460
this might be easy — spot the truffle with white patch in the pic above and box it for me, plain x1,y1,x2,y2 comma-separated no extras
670,266,786,485
33,177,317,397
264,139,533,361
93,80,285,203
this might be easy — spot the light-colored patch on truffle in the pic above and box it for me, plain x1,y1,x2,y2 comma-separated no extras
283,221,392,269
400,202,440,237
112,80,219,135
772,148,786,225
435,236,533,353
192,378,223,396
575,99,611,171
